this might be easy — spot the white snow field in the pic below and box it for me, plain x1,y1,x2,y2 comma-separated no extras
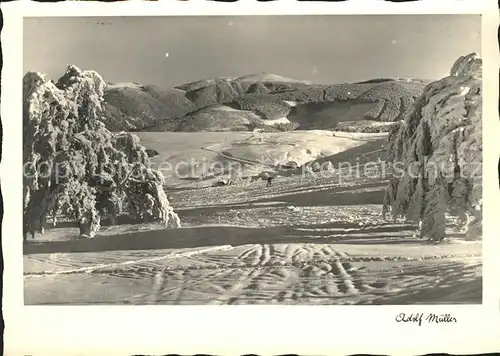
23,131,482,305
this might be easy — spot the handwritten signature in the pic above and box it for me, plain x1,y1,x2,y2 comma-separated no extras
395,313,457,326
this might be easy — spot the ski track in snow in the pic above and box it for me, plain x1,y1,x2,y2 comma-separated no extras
24,233,481,305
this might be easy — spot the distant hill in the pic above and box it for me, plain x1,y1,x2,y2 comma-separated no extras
103,84,197,131
35,69,429,133
236,72,312,84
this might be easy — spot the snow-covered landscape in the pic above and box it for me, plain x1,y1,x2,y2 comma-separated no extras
22,16,482,305
24,146,482,304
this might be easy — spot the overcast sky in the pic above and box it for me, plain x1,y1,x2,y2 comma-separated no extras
24,15,481,87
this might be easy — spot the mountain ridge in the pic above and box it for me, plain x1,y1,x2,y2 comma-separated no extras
30,68,429,133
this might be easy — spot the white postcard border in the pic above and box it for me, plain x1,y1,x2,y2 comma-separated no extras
2,1,499,355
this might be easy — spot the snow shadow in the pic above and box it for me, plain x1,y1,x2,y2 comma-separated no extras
23,222,422,255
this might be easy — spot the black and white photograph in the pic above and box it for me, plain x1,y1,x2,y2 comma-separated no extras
20,14,483,305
